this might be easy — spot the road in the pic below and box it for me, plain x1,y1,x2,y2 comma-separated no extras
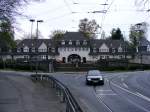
0,72,65,112
53,71,150,112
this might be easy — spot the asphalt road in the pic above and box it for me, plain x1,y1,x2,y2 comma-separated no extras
53,71,150,112
0,72,65,112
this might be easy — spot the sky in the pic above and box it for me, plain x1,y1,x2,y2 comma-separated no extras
15,0,150,40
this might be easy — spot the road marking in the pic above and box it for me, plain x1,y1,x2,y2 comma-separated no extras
123,83,129,88
96,90,113,92
136,92,150,102
97,93,117,96
95,95,113,112
96,90,117,96
111,81,150,102
111,81,150,112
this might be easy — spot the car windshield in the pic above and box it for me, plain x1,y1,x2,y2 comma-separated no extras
88,70,101,76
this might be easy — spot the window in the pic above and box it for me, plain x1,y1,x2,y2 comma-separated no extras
24,55,29,59
112,48,116,53
24,48,29,52
38,49,47,52
83,40,87,45
99,49,109,52
100,56,104,59
118,47,122,52
31,48,35,52
147,45,150,51
17,48,21,52
61,40,65,45
69,40,72,45
51,48,55,52
119,55,123,59
76,40,80,45
106,56,109,59
75,48,77,51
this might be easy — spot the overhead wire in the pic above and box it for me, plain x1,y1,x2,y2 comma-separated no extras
97,0,116,38
63,0,73,13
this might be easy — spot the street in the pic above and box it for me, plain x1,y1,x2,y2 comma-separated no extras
53,71,150,112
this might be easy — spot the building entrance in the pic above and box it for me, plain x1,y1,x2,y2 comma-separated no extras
68,54,81,63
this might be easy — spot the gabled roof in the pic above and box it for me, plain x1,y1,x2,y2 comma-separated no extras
61,32,89,41
17,39,55,48
90,39,127,48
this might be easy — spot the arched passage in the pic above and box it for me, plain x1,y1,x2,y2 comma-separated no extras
68,54,81,63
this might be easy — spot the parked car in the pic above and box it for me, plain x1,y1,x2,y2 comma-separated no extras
86,70,104,85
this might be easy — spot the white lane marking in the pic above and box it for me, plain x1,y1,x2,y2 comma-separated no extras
111,81,150,102
136,92,150,102
123,83,129,88
111,82,150,112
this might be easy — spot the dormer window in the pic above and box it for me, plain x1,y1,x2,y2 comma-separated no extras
61,40,65,45
76,40,80,45
118,47,122,52
23,46,29,52
69,40,72,45
83,40,87,45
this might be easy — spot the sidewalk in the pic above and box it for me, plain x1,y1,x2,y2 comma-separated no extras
0,73,66,112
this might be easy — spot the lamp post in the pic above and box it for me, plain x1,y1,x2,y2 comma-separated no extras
29,19,35,39
35,20,43,74
36,20,43,39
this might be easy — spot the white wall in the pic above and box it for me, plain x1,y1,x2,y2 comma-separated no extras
56,47,91,62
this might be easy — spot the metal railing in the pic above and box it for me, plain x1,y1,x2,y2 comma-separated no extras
30,74,83,112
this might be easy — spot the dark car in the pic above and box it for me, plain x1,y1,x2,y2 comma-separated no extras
86,70,104,85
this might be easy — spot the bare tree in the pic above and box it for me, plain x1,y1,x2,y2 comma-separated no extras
0,0,43,21
79,18,100,39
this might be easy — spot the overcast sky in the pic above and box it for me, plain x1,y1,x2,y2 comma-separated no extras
15,0,150,40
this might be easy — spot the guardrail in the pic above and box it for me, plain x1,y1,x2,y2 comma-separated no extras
30,74,83,112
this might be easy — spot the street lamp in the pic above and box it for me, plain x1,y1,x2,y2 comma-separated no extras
35,20,43,74
29,19,35,39
36,20,43,39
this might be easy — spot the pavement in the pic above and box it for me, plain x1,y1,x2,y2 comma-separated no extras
0,71,66,112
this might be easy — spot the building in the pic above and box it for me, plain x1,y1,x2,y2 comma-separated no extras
11,32,132,63
130,37,150,64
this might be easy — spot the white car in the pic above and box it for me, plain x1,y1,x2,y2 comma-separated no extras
86,70,104,85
